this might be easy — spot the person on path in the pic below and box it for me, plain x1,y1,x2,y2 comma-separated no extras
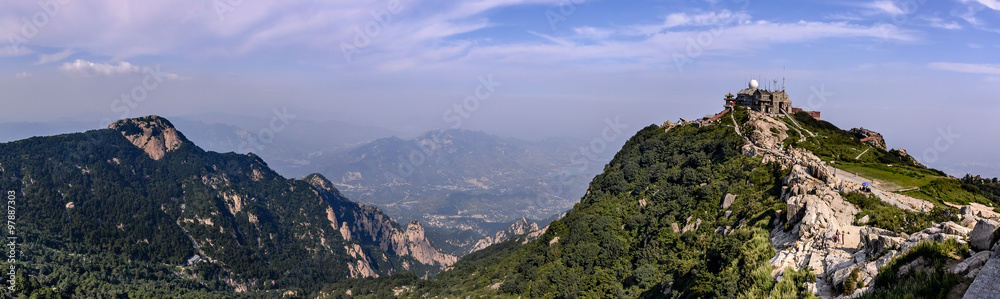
841,230,846,245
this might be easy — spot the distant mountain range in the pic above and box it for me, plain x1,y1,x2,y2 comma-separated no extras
306,129,607,255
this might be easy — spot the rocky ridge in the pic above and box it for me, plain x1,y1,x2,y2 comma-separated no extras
735,111,1000,298
470,217,546,253
306,174,457,273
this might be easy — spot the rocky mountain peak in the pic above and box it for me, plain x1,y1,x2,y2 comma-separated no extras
406,220,425,242
108,115,188,160
305,173,336,191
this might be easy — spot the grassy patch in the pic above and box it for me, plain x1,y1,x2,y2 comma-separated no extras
843,192,960,234
901,179,993,206
835,162,942,190
860,239,969,299
755,267,818,299
842,267,862,295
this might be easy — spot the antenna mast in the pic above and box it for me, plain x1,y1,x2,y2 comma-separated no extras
782,66,786,91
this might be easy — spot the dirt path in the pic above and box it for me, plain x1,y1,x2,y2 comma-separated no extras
855,147,870,160
730,108,741,136
782,110,815,137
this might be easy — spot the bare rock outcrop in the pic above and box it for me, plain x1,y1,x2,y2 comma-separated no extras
970,219,1000,251
399,220,459,267
306,173,457,269
965,244,1000,299
954,250,992,275
721,193,736,209
109,115,188,160
471,217,543,252
746,111,790,150
849,127,886,151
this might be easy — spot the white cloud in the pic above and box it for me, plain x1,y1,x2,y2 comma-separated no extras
15,72,30,79
868,0,906,15
964,0,1000,10
59,59,142,76
57,59,182,80
573,27,612,39
928,62,1000,75
955,5,984,25
924,17,963,30
663,10,749,29
36,49,75,65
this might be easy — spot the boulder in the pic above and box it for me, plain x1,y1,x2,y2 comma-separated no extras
871,250,898,270
857,215,870,225
942,221,970,236
970,219,1000,251
830,265,858,291
953,250,992,275
860,227,902,255
721,193,736,209
965,244,1000,298
961,205,975,218
741,144,757,157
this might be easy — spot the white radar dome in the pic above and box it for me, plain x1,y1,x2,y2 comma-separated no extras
749,79,759,90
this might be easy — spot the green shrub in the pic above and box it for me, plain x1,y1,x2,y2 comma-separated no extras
860,239,968,299
842,267,861,295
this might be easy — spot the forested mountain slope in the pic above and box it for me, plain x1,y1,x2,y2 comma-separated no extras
0,115,453,297
325,108,1000,298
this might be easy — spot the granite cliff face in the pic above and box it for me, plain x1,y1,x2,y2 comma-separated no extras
306,174,457,269
109,115,187,160
470,217,548,253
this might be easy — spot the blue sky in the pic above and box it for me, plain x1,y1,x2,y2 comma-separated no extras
0,0,999,177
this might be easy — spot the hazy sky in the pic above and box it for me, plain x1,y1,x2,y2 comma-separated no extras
0,0,998,177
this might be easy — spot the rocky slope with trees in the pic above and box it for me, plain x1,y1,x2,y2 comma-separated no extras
322,108,1000,298
0,115,455,297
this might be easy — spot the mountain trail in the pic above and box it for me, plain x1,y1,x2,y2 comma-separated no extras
855,147,870,160
782,110,815,137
